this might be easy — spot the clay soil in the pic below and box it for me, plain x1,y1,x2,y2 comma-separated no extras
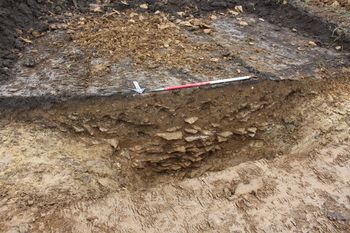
0,0,350,232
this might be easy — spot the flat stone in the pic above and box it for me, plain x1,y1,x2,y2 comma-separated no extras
168,146,186,153
185,135,209,142
184,117,199,124
166,126,182,132
217,136,227,142
184,128,198,134
217,131,233,138
157,131,183,140
232,128,247,135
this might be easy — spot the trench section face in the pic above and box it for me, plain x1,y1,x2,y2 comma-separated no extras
3,76,347,189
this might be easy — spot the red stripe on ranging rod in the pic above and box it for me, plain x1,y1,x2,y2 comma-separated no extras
151,75,253,92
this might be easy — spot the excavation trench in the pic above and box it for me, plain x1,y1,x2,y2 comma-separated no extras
1,74,348,191
1,1,350,231
0,0,349,198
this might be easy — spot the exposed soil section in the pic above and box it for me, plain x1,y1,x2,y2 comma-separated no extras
0,70,350,232
0,1,350,232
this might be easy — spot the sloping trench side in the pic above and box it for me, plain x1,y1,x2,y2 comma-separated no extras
2,75,349,188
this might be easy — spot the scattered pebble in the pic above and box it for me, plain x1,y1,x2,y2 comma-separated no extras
238,21,248,26
234,5,244,13
140,4,148,9
308,41,317,46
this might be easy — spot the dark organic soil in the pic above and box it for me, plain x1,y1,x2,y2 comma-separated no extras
0,0,46,82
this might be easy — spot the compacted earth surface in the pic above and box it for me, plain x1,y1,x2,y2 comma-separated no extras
0,0,350,232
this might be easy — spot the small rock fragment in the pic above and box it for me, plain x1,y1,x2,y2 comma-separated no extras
228,10,239,16
27,200,34,206
238,21,248,26
210,15,218,20
104,139,119,149
89,3,103,12
234,5,244,13
177,12,185,17
19,37,33,44
203,28,212,34
250,141,264,148
335,46,342,51
331,1,340,7
32,30,41,38
83,124,94,136
247,127,257,133
185,128,198,134
308,41,317,46
99,127,109,132
73,126,84,133
166,126,181,132
169,146,186,153
185,135,209,142
218,131,233,138
140,4,148,9
185,117,199,124
247,127,257,137
217,136,227,142
202,130,214,136
157,131,183,140
193,125,202,131
233,128,247,135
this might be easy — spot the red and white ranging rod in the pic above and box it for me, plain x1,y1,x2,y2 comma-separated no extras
150,75,253,92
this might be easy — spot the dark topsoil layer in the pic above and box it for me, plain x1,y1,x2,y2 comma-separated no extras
0,0,349,83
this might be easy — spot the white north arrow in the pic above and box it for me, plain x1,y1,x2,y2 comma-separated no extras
132,81,145,94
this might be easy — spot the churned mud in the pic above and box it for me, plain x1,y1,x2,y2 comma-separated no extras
0,0,349,232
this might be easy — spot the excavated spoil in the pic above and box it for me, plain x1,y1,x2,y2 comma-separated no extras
1,0,350,84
